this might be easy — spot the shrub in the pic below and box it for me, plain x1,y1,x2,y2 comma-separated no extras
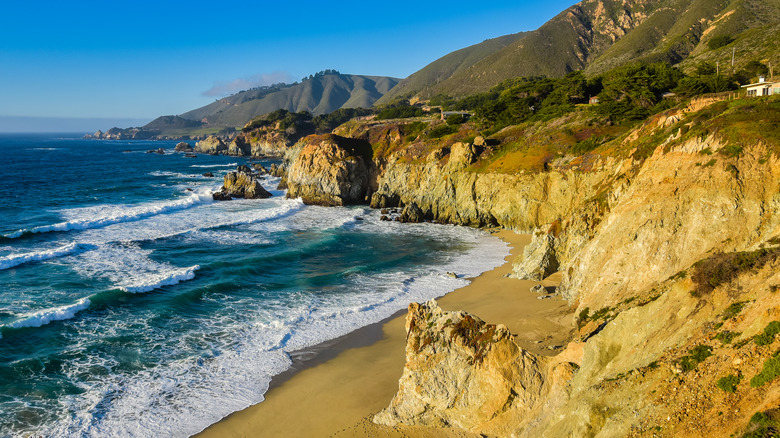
708,35,734,51
719,144,744,158
716,374,741,392
427,124,458,139
715,330,741,344
376,105,426,120
750,353,780,387
743,411,780,437
446,114,466,125
722,302,748,320
691,249,780,296
754,321,780,346
679,345,713,371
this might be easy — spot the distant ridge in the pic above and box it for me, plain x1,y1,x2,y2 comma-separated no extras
157,72,399,132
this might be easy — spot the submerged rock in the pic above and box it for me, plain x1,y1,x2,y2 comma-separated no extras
202,172,214,178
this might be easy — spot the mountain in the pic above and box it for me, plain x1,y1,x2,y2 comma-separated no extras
118,72,401,139
387,0,780,100
179,72,398,128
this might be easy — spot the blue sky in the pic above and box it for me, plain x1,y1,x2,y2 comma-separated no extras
0,0,575,131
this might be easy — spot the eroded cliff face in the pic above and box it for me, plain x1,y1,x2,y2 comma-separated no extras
285,134,375,206
286,97,780,436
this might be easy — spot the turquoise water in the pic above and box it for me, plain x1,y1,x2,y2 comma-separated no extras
0,134,507,437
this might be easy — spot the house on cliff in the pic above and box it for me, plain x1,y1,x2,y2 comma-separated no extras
742,76,780,97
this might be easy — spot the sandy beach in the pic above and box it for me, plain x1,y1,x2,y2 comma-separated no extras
195,230,574,437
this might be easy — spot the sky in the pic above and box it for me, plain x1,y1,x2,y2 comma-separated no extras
0,0,575,132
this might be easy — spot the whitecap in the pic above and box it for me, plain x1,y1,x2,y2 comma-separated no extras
5,297,91,330
0,242,93,270
4,190,215,239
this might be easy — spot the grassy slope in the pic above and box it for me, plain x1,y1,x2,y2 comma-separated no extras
408,0,666,98
375,32,526,105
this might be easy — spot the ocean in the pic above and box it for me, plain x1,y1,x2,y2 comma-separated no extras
0,134,508,437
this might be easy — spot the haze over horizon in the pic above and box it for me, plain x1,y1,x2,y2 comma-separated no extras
0,0,574,132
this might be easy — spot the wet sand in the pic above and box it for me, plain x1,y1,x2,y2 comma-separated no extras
195,230,574,437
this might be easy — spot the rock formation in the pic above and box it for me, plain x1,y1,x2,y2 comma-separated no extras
195,136,227,155
285,134,374,206
374,300,572,436
175,142,194,152
212,168,272,200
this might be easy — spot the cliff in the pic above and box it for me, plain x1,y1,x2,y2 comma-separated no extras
283,95,780,436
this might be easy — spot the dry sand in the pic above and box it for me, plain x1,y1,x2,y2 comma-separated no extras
195,230,574,437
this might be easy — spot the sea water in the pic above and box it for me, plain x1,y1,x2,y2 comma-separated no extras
0,134,508,437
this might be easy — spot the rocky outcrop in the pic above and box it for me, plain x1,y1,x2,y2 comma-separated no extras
195,136,227,155
212,168,272,200
285,134,374,206
511,228,559,281
374,300,576,436
175,142,194,152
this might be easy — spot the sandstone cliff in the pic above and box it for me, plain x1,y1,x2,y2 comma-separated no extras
285,134,374,206
285,96,780,436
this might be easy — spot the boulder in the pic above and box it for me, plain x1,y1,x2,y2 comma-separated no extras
253,163,269,174
397,202,425,223
228,137,251,156
512,230,559,281
374,300,548,432
213,170,272,200
286,134,374,206
195,136,227,155
175,142,194,152
202,172,214,178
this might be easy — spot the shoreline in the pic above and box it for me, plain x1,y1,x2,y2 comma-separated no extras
195,229,574,437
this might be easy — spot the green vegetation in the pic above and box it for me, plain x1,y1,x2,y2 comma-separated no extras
311,108,374,133
716,374,741,392
691,248,780,296
750,352,780,387
427,124,459,139
375,102,427,120
679,344,712,371
722,302,749,320
715,330,741,344
754,321,780,346
445,114,466,126
743,411,780,438
708,35,735,51
243,109,314,132
595,63,682,122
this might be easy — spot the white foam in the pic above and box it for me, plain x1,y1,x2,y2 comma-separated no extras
5,297,91,330
72,244,200,294
4,190,215,239
120,265,199,293
148,170,206,179
189,163,238,168
0,242,91,270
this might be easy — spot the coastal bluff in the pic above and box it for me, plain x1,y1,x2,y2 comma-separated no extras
278,97,780,436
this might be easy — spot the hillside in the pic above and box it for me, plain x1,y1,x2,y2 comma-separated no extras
389,0,780,101
375,32,527,105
